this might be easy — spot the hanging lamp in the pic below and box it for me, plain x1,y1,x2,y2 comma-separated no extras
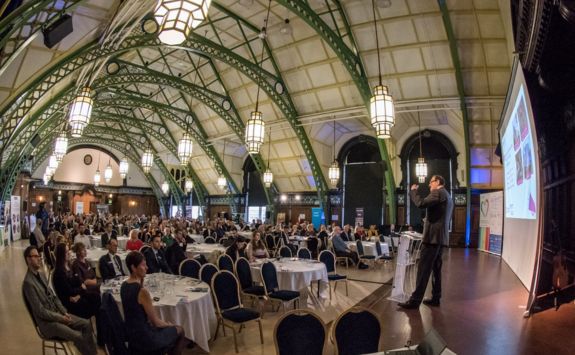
104,158,113,183
161,180,170,195
415,111,428,183
54,132,68,162
217,140,227,189
119,157,129,179
141,148,153,173
93,153,101,187
69,87,93,137
154,0,212,45
245,0,272,154
262,128,273,188
328,120,340,186
369,0,395,139
185,177,194,193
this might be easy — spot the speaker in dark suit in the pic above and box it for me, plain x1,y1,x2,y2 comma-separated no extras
144,247,172,274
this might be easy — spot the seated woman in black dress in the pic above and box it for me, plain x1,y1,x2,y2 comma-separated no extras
121,251,187,355
70,242,99,294
53,242,102,343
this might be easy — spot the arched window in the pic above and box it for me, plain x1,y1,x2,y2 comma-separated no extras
399,129,459,229
338,135,387,227
242,158,267,222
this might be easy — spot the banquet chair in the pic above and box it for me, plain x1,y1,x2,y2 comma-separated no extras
306,238,319,259
100,292,129,355
179,258,202,278
274,309,326,355
260,262,300,312
356,241,376,268
375,241,394,265
139,245,151,254
199,263,219,286
332,307,381,355
318,250,348,299
23,288,72,355
235,258,266,307
211,271,263,353
296,248,312,260
219,237,228,246
218,254,235,273
278,246,292,258
204,236,216,244
330,245,350,268
264,234,277,254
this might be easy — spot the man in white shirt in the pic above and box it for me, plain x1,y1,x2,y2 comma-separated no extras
73,223,91,249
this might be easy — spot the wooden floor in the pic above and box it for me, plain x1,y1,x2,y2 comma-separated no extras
1,241,574,354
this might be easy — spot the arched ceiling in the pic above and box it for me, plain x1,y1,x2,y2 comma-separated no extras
0,0,512,202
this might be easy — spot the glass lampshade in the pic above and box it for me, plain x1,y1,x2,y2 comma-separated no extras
328,160,340,186
263,168,273,188
119,157,129,179
69,87,93,137
178,133,193,165
141,149,153,173
54,133,68,162
94,169,101,187
104,163,113,183
415,157,428,183
185,177,194,193
245,110,265,154
370,85,395,139
161,180,170,195
154,0,212,45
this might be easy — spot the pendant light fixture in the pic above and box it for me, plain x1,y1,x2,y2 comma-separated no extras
369,0,395,139
48,154,59,175
245,0,272,154
154,0,212,45
141,147,153,174
69,87,93,137
185,177,194,193
94,153,101,187
161,180,170,195
178,56,200,165
104,158,113,183
262,128,273,188
415,111,428,183
328,120,340,186
54,132,68,162
43,174,50,185
119,157,129,179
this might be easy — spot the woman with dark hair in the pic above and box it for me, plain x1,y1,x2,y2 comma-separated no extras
226,236,248,262
121,251,187,355
246,232,269,261
71,242,99,293
53,242,102,343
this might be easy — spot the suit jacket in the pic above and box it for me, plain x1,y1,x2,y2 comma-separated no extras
410,187,454,246
22,269,67,335
99,253,126,280
101,231,118,248
144,248,172,274
165,242,187,274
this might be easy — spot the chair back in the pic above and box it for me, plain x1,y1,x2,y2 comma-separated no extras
204,236,216,244
333,307,381,355
279,246,292,258
218,254,235,273
265,234,276,250
100,292,129,355
211,271,241,312
219,237,228,245
179,258,202,278
261,262,279,294
306,238,319,258
355,240,366,256
318,250,336,273
375,241,383,256
199,263,218,285
235,257,253,290
274,310,326,355
22,288,44,339
139,245,151,254
297,248,312,259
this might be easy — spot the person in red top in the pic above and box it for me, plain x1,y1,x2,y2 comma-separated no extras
126,229,144,251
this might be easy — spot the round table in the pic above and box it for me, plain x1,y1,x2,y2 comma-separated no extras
186,243,226,264
100,274,217,352
187,234,204,243
346,241,389,257
89,235,129,250
250,258,328,299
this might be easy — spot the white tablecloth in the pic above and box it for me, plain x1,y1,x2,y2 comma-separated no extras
85,249,128,274
250,258,328,298
186,243,226,264
100,274,217,352
346,241,389,257
188,234,204,243
89,235,129,250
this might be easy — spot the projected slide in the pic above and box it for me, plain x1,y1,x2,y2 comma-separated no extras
501,85,537,219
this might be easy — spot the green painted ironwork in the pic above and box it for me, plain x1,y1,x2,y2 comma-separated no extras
438,0,471,243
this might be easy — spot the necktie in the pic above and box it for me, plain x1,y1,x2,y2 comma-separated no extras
113,256,122,275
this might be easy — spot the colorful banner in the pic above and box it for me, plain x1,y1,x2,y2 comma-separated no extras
1,200,9,249
478,191,503,255
75,201,84,215
10,195,21,241
311,208,324,230
355,207,364,227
